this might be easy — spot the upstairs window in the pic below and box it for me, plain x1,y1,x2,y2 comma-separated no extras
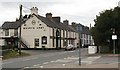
14,29,18,36
5,29,9,36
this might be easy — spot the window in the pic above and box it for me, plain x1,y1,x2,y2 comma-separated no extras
5,29,9,36
14,29,18,36
35,38,39,46
42,36,47,44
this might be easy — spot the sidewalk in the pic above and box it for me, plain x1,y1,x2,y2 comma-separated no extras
30,54,119,68
33,63,118,68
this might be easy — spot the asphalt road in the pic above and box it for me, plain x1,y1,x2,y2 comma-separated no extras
2,48,119,69
2,48,87,69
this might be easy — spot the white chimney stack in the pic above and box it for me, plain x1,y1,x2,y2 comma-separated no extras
30,7,38,15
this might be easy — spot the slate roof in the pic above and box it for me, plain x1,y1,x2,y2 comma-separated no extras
31,14,76,32
2,14,76,32
2,21,21,29
81,27,90,35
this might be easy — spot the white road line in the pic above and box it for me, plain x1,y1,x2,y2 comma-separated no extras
43,62,49,64
68,51,75,52
2,61,13,64
81,56,101,64
33,64,39,67
50,61,55,63
24,66,30,68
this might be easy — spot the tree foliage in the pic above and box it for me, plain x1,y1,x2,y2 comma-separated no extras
91,6,120,50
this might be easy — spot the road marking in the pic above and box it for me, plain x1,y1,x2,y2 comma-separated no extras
66,57,79,60
40,66,43,68
50,61,55,63
2,61,13,64
24,66,30,68
68,51,75,52
81,56,101,64
33,64,39,67
55,59,72,63
22,59,30,61
43,62,48,64
62,64,66,66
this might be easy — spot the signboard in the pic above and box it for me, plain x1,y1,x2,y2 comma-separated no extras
112,35,117,40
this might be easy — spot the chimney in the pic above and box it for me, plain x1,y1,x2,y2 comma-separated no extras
63,20,69,25
30,7,38,15
52,17,60,23
71,22,76,26
46,13,52,21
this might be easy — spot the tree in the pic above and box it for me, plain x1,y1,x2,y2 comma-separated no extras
91,6,120,51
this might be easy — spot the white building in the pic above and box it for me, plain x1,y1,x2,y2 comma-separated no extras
1,7,78,49
71,23,94,48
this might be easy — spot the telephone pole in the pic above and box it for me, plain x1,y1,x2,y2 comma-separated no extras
19,5,22,55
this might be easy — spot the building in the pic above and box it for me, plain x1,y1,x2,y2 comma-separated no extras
1,7,78,50
0,27,4,47
71,22,94,48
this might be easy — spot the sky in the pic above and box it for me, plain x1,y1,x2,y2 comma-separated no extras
0,0,119,27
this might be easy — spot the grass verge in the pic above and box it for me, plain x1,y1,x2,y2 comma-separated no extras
2,50,30,60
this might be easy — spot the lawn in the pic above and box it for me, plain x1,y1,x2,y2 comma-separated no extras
2,50,30,60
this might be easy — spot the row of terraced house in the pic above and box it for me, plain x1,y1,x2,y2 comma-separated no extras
0,6,94,50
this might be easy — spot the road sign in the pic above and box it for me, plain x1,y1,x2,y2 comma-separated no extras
112,35,117,40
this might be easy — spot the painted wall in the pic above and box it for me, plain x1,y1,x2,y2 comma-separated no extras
21,15,50,48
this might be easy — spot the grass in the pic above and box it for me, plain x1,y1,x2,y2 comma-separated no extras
2,50,30,60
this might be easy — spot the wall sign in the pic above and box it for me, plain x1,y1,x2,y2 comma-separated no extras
23,27,44,29
32,20,36,25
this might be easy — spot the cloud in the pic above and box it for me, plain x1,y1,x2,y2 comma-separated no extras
0,0,119,26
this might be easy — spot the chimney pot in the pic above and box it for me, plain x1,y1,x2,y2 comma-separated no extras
46,13,52,20
63,20,69,25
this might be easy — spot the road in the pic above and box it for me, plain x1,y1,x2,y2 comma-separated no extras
2,48,119,69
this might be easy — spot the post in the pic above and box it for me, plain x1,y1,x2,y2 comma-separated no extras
78,24,81,65
112,28,117,54
19,5,22,55
113,40,115,54
79,38,81,65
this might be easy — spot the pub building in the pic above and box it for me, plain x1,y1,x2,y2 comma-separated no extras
1,7,78,49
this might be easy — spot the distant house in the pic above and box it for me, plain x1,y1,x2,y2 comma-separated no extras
0,27,4,46
71,22,94,47
1,7,78,49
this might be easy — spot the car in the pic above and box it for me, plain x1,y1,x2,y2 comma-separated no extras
65,44,76,51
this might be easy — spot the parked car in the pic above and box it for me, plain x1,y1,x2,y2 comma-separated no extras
65,44,76,51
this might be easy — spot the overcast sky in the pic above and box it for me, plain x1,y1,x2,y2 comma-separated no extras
0,0,119,27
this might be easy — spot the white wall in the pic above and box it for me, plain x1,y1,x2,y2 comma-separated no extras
21,15,50,48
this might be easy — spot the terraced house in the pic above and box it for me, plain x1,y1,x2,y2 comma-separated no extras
1,7,78,49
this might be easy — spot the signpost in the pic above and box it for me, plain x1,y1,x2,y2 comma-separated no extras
78,24,81,65
112,28,117,54
112,35,117,54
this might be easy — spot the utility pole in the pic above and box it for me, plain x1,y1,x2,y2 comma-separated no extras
19,5,22,55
